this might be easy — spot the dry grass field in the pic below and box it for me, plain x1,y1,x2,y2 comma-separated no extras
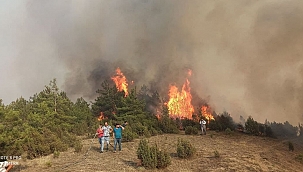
11,131,303,172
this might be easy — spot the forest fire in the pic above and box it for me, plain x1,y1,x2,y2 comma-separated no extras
201,105,215,121
166,70,194,119
111,67,128,97
97,112,106,121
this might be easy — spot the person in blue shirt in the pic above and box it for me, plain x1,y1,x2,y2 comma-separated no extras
113,123,124,152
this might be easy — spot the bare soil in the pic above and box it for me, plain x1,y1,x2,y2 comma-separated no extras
11,131,303,172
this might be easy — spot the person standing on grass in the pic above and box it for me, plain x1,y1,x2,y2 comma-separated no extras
200,119,207,135
113,123,124,153
96,124,104,153
0,157,13,172
101,122,112,152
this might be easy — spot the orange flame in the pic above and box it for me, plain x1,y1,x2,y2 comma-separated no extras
111,67,128,97
166,70,194,119
98,112,105,121
201,105,215,121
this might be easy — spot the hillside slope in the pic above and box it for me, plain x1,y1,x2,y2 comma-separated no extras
13,131,303,172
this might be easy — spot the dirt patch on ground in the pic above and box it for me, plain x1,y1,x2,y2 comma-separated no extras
11,131,303,172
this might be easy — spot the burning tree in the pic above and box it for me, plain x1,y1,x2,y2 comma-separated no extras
166,70,194,119
111,67,129,97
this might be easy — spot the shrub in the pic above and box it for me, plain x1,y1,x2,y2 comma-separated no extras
136,139,171,169
159,115,179,134
192,127,199,135
45,161,52,168
53,150,60,158
225,128,232,135
245,116,259,135
176,138,196,159
74,140,82,153
214,150,220,158
157,149,171,169
137,139,149,160
122,127,138,142
208,112,235,131
288,141,294,151
295,154,303,163
185,126,199,135
185,126,193,135
150,127,158,136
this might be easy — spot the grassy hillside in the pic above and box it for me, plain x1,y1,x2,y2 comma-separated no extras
11,131,303,172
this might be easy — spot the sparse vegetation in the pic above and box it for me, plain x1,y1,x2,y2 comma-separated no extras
136,139,171,169
295,154,303,163
74,140,83,153
177,138,196,159
225,128,233,135
53,150,60,158
288,141,294,151
214,150,220,158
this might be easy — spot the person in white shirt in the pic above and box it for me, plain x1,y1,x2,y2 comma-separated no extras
0,158,13,172
101,122,113,152
199,119,207,135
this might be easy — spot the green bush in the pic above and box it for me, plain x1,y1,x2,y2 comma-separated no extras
158,114,179,134
176,138,196,159
225,128,232,135
245,116,259,135
208,112,235,131
53,150,60,158
137,139,171,169
192,127,199,135
185,126,199,135
149,127,158,136
214,150,220,158
74,140,82,153
295,154,303,163
185,126,193,135
122,127,138,142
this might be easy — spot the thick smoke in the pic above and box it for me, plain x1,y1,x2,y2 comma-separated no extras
1,0,303,125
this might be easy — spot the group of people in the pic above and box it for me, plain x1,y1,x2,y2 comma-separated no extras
95,121,128,153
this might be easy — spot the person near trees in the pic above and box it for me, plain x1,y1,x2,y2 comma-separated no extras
96,124,104,153
122,121,128,127
101,122,112,152
113,123,124,152
0,157,13,172
199,119,207,135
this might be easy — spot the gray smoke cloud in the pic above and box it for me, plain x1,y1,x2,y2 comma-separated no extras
1,0,303,125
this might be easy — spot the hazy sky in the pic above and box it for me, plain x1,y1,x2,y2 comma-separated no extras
1,0,303,125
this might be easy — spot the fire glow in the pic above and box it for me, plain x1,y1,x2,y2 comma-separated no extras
111,67,128,97
98,112,105,121
166,70,194,119
201,105,214,121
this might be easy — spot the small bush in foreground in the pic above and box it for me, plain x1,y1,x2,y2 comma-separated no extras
214,150,220,158
137,139,171,169
177,138,196,158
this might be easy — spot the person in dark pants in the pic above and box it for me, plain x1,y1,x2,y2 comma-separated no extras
113,123,124,153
